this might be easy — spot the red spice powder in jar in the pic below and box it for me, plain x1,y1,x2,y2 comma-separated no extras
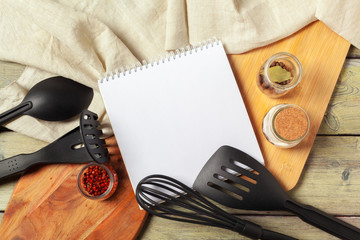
274,107,309,141
80,164,118,198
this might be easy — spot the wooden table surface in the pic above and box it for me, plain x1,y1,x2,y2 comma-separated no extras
1,46,360,240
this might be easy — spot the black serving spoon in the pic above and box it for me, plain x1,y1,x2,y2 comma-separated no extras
193,146,360,240
0,76,93,125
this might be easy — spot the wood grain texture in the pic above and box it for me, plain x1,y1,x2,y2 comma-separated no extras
290,136,360,214
228,20,350,191
139,215,360,240
319,59,360,134
0,136,147,240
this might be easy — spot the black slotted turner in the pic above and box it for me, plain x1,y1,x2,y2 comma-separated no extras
193,145,360,240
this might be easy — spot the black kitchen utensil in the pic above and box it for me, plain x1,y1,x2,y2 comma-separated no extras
0,76,93,125
193,145,360,240
79,110,108,164
0,110,108,181
136,174,297,240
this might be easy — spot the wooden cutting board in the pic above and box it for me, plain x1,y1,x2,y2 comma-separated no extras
0,20,350,239
0,137,147,240
228,20,350,190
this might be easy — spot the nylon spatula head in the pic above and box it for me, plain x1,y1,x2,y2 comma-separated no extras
80,110,109,164
193,145,289,211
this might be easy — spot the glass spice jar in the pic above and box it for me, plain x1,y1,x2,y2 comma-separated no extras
262,104,310,148
77,163,118,200
256,52,303,98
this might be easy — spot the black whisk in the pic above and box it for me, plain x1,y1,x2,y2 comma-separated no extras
136,174,297,240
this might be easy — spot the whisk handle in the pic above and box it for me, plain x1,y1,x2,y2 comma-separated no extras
238,220,297,240
261,229,298,240
284,199,360,240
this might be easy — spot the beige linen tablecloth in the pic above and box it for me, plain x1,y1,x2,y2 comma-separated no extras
0,0,359,142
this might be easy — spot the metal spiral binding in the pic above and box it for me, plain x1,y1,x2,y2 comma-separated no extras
98,37,220,83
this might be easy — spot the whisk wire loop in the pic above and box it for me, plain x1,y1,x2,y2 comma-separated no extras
142,178,235,222
138,179,236,230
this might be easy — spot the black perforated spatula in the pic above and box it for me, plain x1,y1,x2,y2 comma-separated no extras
193,145,360,240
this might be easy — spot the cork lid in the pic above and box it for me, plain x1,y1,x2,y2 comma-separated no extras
274,107,309,141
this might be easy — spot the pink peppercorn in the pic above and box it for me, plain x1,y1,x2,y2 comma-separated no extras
78,163,118,200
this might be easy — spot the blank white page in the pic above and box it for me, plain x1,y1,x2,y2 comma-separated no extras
98,41,264,192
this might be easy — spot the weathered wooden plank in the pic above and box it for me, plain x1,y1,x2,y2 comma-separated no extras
347,45,360,58
139,215,360,240
319,59,360,134
0,60,25,88
289,136,360,214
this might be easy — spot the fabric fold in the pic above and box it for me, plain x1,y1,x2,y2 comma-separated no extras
315,0,360,49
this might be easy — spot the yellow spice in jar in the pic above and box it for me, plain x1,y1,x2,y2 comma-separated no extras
274,107,308,141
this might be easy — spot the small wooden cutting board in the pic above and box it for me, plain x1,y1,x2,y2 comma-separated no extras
0,137,147,240
228,20,350,190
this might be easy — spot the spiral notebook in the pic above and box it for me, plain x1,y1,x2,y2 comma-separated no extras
98,39,264,193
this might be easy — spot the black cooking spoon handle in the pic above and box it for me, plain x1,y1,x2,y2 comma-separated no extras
0,101,32,125
0,153,42,180
284,199,360,240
